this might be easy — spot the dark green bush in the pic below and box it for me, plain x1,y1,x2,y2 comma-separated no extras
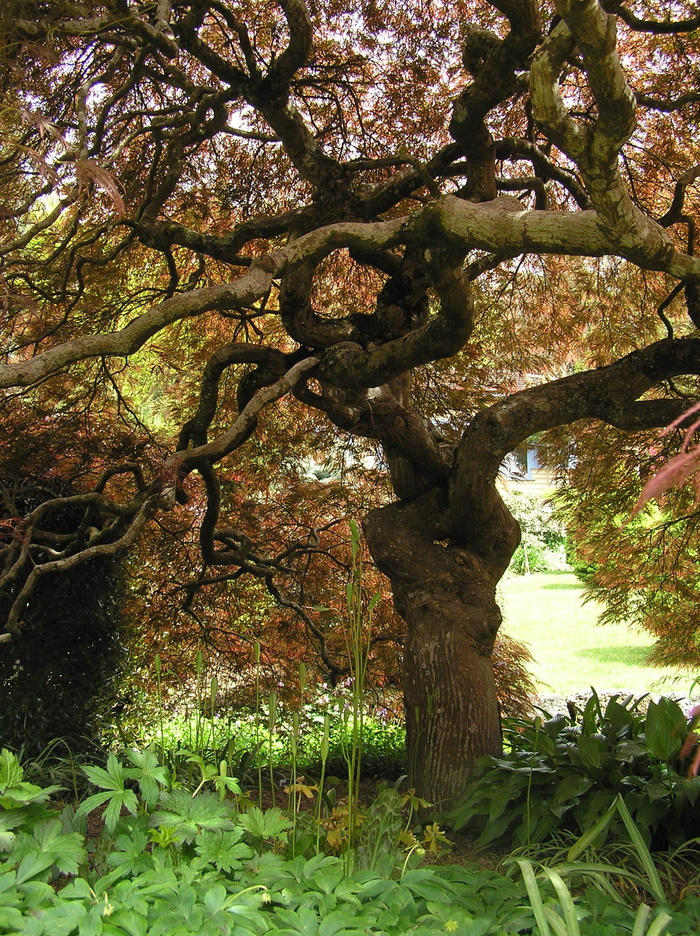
449,690,700,852
564,537,599,583
0,555,130,756
0,476,131,755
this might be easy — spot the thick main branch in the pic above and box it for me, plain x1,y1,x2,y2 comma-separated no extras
448,336,700,532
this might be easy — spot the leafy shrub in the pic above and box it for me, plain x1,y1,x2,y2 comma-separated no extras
500,489,569,575
123,698,408,780
564,537,599,583
449,690,700,852
492,633,536,719
509,541,570,575
116,656,534,765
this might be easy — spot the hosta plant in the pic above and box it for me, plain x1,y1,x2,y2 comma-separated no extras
449,690,700,852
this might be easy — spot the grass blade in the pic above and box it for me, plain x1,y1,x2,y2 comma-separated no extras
615,796,666,904
515,859,551,936
543,906,569,936
542,868,579,936
645,912,672,936
575,869,623,902
566,797,617,862
632,904,651,936
557,861,658,887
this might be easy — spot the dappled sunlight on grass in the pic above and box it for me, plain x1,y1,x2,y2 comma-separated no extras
576,644,650,665
500,572,693,695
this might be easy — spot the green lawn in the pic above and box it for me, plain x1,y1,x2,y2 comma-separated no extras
500,571,694,696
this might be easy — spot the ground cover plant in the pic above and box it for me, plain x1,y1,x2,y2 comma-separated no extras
128,693,409,783
5,543,698,932
2,743,699,936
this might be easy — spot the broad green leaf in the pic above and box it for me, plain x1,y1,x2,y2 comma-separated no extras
107,828,154,877
319,908,359,936
194,829,253,872
400,868,452,903
202,884,229,916
102,907,149,936
0,748,62,808
681,775,700,806
333,877,364,907
302,853,338,879
0,907,25,933
487,787,514,822
76,761,139,832
532,733,557,757
544,715,568,739
0,749,24,790
553,774,594,806
14,852,55,884
576,735,603,770
644,781,669,802
0,868,21,893
238,805,292,840
275,905,320,935
617,740,647,760
76,790,116,819
0,810,24,852
58,876,93,900
476,810,513,848
103,789,139,833
77,904,105,936
0,831,15,853
123,748,169,806
11,819,85,876
150,789,234,843
82,754,128,792
311,863,345,895
644,700,685,761
606,700,635,736
212,772,242,800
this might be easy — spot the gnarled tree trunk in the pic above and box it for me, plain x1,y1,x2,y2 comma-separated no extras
363,485,520,808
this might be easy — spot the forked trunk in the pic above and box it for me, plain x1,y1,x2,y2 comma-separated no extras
363,486,518,809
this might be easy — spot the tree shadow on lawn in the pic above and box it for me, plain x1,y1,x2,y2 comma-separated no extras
541,582,584,590
576,645,651,666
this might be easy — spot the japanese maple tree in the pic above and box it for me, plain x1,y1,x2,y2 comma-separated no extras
3,0,700,805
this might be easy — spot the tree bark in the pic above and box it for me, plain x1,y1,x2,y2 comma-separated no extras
363,486,519,809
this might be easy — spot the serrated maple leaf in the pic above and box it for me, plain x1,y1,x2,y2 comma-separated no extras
72,158,125,217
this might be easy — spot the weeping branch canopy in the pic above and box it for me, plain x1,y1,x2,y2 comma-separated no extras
3,0,700,641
